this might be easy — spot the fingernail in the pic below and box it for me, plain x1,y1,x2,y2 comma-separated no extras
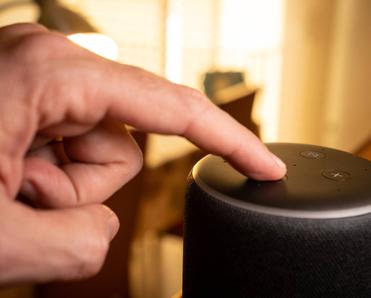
107,212,120,241
271,154,286,169
20,181,38,201
108,215,120,241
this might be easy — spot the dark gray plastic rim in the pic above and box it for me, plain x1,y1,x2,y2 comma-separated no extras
193,156,371,219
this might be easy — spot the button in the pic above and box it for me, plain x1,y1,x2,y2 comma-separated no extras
300,150,325,159
322,170,351,182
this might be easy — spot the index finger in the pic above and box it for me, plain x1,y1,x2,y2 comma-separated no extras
14,33,286,181
94,63,286,180
0,27,284,203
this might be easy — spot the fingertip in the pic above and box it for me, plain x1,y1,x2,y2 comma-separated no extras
270,153,287,180
271,153,287,170
233,151,287,181
249,155,287,181
247,170,286,181
101,205,120,241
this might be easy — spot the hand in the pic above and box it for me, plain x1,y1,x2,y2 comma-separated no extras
0,23,286,285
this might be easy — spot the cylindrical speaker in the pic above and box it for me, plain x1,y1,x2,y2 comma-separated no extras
183,143,371,298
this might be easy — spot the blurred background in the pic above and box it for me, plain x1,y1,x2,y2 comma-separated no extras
0,0,370,297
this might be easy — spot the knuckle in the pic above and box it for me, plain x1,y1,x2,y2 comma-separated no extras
179,86,210,115
11,31,69,62
181,86,208,103
20,22,47,32
176,86,213,135
0,22,46,35
1,30,75,110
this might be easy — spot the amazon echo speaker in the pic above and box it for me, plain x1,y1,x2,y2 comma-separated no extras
183,143,371,297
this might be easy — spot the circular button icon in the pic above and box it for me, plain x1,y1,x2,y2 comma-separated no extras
322,170,351,182
300,150,326,159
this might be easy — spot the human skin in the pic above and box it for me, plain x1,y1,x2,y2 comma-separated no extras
0,23,286,285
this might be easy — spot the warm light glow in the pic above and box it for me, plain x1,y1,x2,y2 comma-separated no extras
219,0,283,51
68,33,119,61
165,0,183,83
0,3,39,28
218,0,284,142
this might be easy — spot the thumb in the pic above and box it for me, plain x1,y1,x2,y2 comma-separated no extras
0,199,119,285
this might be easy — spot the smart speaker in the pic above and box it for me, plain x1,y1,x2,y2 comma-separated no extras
183,143,371,298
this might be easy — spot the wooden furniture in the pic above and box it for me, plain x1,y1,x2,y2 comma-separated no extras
355,137,371,160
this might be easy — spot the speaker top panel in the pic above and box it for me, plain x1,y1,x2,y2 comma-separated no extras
193,143,371,218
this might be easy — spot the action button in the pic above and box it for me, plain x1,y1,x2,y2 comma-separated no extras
322,170,351,182
300,150,325,159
